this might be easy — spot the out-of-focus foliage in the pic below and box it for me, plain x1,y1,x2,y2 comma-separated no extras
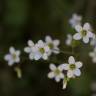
0,0,96,96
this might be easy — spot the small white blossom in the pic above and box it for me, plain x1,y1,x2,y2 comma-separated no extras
48,64,64,82
62,56,83,78
45,36,60,54
90,81,96,91
24,40,40,60
35,40,51,60
89,47,96,63
73,23,94,43
4,47,20,66
69,13,82,28
65,34,73,46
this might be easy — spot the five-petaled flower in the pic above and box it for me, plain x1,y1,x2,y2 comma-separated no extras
24,40,40,60
69,13,82,28
73,23,94,43
62,56,83,78
35,40,51,60
48,64,64,82
4,47,21,66
45,36,60,54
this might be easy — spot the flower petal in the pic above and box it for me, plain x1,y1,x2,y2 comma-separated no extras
75,62,83,68
67,70,74,78
45,36,52,43
55,76,60,82
87,31,94,38
28,40,34,47
4,54,11,61
68,56,75,64
53,40,60,46
48,72,55,78
49,64,56,71
73,33,82,40
83,23,91,31
74,69,81,76
61,64,69,70
59,73,64,78
24,47,31,53
75,25,82,32
83,36,89,43
9,47,15,54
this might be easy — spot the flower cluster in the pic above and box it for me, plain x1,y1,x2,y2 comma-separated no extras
24,36,60,60
5,13,96,90
48,56,83,89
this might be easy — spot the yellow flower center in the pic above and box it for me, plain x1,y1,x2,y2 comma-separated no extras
39,48,45,54
54,69,60,75
48,43,54,49
12,53,17,60
81,30,87,36
69,64,76,70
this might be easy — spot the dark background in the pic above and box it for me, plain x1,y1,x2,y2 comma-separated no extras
0,0,96,96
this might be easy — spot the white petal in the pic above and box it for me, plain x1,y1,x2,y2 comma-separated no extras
75,62,83,68
53,40,60,46
4,54,11,61
68,56,75,64
42,53,48,60
83,36,89,43
87,31,94,38
67,70,74,78
55,76,60,82
48,72,55,78
73,33,82,40
83,23,91,31
29,53,34,60
24,47,31,53
28,40,34,47
15,57,20,63
44,46,50,52
59,73,64,78
45,36,52,43
49,64,56,71
16,50,20,56
75,25,82,32
74,69,81,76
52,47,60,54
9,47,15,54
61,64,69,70
34,53,41,60
8,60,14,66
37,40,44,47
58,64,65,71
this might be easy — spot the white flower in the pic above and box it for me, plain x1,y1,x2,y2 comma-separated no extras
89,47,96,63
69,13,82,28
35,40,51,60
73,23,94,43
62,56,83,78
65,34,73,46
4,47,20,66
48,64,64,82
45,36,60,54
24,40,40,60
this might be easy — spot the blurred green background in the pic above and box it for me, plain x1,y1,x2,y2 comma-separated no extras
0,0,96,96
